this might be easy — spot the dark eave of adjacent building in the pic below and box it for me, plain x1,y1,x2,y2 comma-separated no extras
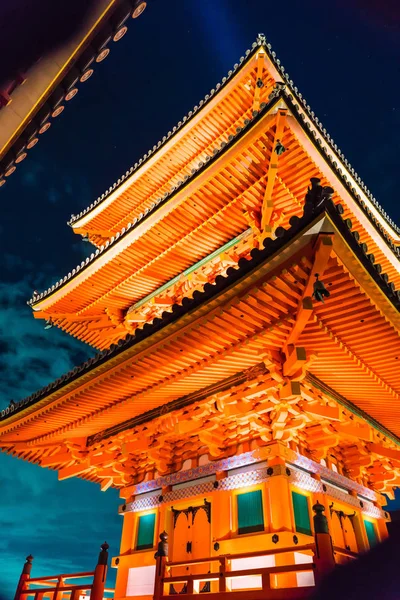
0,0,147,187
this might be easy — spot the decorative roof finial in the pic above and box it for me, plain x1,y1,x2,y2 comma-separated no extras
257,33,267,45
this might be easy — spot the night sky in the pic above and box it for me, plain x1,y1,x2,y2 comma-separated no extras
1,1,400,597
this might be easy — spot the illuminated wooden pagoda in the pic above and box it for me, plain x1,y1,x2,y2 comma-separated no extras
2,33,400,600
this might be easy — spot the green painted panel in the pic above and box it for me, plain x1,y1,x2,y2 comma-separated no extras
292,491,312,535
364,520,378,549
237,490,264,534
136,513,156,550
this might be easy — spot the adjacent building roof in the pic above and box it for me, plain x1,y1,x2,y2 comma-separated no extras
0,0,147,186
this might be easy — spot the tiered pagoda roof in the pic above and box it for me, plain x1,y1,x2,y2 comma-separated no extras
26,35,400,352
1,34,399,502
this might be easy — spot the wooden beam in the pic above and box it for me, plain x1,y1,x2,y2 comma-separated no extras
41,452,75,467
100,478,114,492
86,318,113,331
122,438,150,454
302,235,333,299
335,422,372,442
261,109,287,233
300,401,340,421
58,460,91,481
368,442,400,462
283,346,307,377
279,381,301,399
285,297,313,348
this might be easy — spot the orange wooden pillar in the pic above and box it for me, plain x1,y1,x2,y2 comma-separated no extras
267,452,297,589
312,502,335,586
14,554,33,600
91,542,109,600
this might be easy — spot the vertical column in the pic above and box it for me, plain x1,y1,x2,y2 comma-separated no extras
265,444,297,589
14,554,33,600
266,457,293,532
91,542,109,600
377,515,389,542
120,510,135,554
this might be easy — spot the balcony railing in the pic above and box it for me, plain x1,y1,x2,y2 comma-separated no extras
14,544,113,600
154,544,318,600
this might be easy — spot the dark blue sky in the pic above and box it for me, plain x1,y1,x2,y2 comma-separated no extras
1,1,399,597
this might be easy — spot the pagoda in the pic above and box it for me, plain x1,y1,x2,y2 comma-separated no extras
2,33,400,600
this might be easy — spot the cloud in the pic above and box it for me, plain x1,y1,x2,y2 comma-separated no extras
0,454,121,599
0,269,121,599
0,278,91,407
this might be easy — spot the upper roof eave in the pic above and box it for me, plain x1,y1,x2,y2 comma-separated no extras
68,33,400,244
68,34,271,231
6,200,400,434
29,87,400,310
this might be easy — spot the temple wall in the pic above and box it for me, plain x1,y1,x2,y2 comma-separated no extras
111,443,389,600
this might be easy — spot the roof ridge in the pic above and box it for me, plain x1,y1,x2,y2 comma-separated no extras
68,34,268,228
8,193,400,425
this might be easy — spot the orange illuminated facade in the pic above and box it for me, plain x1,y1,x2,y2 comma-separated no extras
2,34,400,599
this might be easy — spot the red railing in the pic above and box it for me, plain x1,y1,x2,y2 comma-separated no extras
154,544,317,600
14,544,113,600
332,546,358,566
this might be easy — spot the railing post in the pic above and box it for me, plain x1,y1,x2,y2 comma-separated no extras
313,502,335,585
14,554,33,600
153,532,168,600
218,557,227,592
91,542,109,600
53,575,64,600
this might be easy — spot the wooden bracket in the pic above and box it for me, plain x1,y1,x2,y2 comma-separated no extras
283,346,307,378
367,442,400,462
